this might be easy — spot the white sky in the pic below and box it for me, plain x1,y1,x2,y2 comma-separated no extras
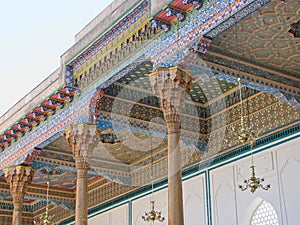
0,0,114,117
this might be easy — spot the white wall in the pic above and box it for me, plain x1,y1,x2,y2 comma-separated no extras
183,175,207,225
87,136,300,225
88,204,128,225
132,188,168,225
210,137,300,225
273,138,300,225
131,174,207,225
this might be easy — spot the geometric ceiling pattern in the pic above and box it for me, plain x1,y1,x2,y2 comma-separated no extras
210,0,300,78
113,64,237,105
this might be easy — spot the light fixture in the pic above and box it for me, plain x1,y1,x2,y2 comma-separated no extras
142,135,165,223
228,14,270,193
34,182,53,225
142,200,165,223
239,165,271,193
236,79,270,193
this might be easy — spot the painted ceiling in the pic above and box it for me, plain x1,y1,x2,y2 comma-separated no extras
209,0,300,78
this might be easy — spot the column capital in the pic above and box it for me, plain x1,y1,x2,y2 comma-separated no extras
4,165,34,204
65,124,98,225
150,66,192,132
65,123,99,168
150,66,190,225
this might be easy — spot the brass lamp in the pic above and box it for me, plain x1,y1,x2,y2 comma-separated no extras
236,79,270,193
142,200,165,223
239,165,271,193
34,182,53,225
142,135,165,223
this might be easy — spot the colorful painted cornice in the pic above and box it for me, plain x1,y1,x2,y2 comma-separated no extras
65,0,149,86
0,88,76,152
0,61,148,170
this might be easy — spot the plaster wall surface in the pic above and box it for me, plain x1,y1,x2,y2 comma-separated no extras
88,204,128,225
132,188,168,225
210,137,300,225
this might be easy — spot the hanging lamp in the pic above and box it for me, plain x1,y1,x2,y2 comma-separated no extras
236,80,270,193
142,134,165,223
34,181,53,224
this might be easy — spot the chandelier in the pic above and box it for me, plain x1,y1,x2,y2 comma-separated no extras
142,200,165,223
236,79,270,193
239,165,271,193
142,135,165,223
34,182,53,225
227,17,270,193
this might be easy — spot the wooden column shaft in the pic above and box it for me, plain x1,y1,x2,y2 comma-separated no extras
75,159,89,225
168,129,184,225
65,124,99,225
12,202,23,225
150,67,192,225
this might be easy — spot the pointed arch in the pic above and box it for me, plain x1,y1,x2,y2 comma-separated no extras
244,198,279,225
250,200,279,225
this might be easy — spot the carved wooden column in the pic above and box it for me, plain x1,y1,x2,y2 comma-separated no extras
65,124,99,225
4,165,34,225
150,67,192,225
